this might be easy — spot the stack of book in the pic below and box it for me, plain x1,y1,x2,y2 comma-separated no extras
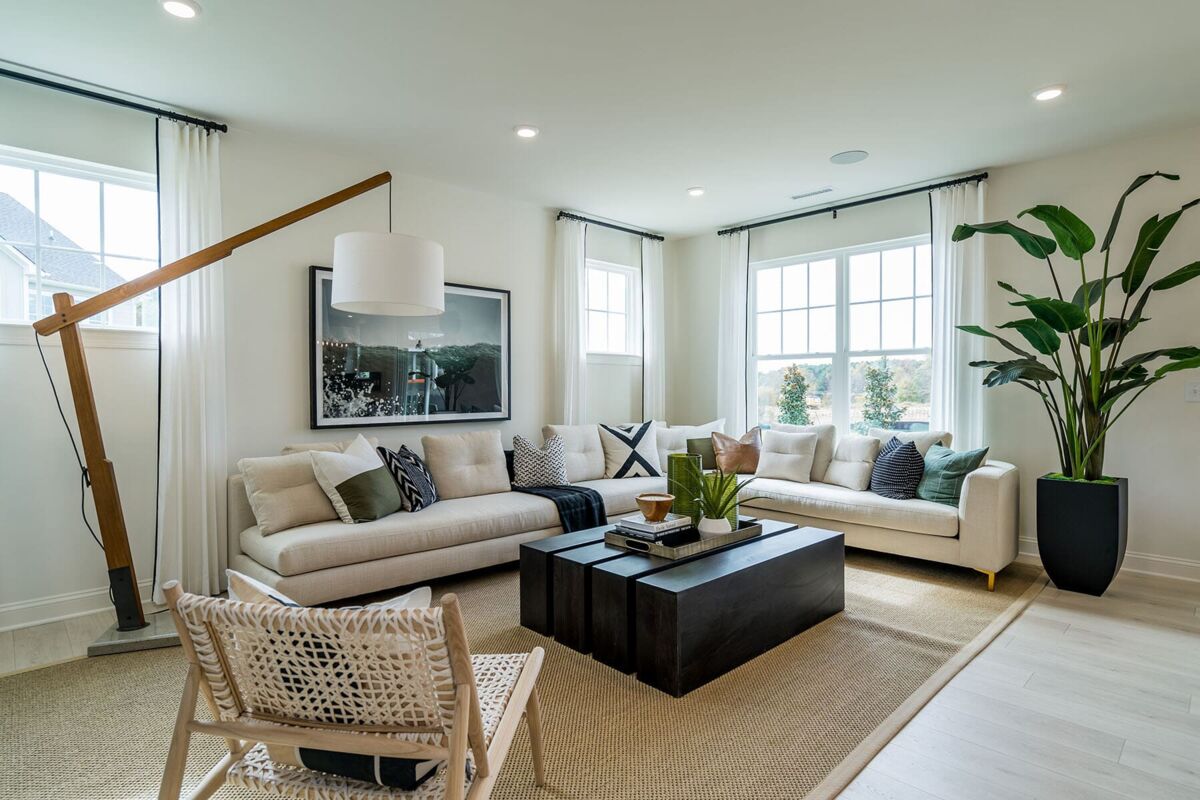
614,512,694,541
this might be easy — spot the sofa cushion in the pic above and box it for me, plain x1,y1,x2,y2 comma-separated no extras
598,422,663,478
311,435,403,523
769,423,836,481
573,476,669,517
656,419,724,471
917,444,990,506
867,428,952,456
712,428,762,473
238,452,338,535
739,478,958,538
543,424,605,482
240,491,562,576
824,434,883,491
870,438,925,500
421,430,511,500
755,430,817,483
280,437,378,455
512,434,569,487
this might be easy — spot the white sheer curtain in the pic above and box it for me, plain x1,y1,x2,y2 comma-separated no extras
641,236,666,421
716,229,749,434
554,217,588,424
930,180,987,450
154,119,226,602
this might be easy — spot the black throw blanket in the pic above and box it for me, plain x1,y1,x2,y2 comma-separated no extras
513,485,607,532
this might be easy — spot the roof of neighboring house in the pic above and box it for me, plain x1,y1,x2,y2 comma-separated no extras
0,192,126,289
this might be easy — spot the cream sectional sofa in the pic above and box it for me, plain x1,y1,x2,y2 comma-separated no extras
228,424,1018,604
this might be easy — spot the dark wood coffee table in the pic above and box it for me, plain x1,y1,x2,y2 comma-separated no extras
519,519,844,695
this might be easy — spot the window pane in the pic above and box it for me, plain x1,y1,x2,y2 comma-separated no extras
782,309,807,353
781,263,806,309
915,243,931,296
608,271,626,314
849,252,880,303
587,269,607,311
0,164,36,242
38,172,100,251
881,247,914,299
756,266,781,312
756,311,781,356
103,184,157,259
588,310,608,351
849,355,930,434
809,259,836,306
881,298,914,349
106,257,158,327
809,306,836,352
608,312,627,353
755,358,834,426
849,302,880,351
915,296,932,349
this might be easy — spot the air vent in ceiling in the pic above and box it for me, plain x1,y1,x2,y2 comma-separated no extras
791,186,834,201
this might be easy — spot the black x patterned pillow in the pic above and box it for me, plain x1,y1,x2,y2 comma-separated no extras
598,421,663,478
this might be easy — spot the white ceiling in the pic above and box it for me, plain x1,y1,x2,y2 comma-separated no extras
3,0,1200,236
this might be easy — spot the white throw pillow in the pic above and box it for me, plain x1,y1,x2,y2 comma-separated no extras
238,452,338,535
770,423,836,482
867,428,952,457
755,430,818,483
542,423,605,482
310,435,402,523
656,419,726,468
598,421,663,478
823,434,883,491
421,430,512,499
226,570,301,605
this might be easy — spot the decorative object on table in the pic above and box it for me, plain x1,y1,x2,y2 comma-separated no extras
635,492,675,522
597,421,663,477
604,519,764,559
666,452,702,519
670,457,755,535
916,444,990,506
869,438,925,500
711,427,762,473
614,511,692,541
953,171,1200,594
312,267,510,429
376,444,439,511
511,434,569,487
309,434,403,523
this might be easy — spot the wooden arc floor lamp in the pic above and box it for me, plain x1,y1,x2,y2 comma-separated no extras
32,170,445,655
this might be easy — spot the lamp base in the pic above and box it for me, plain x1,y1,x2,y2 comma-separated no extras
87,612,179,657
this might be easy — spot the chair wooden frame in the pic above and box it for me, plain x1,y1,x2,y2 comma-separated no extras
159,581,546,800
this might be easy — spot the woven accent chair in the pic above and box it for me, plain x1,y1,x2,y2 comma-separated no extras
158,581,547,800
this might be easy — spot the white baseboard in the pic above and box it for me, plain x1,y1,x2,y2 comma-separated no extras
1018,537,1200,583
0,579,158,633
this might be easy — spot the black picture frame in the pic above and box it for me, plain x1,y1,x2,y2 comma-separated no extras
309,265,512,429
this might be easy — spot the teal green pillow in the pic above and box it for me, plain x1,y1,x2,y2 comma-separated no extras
916,445,989,506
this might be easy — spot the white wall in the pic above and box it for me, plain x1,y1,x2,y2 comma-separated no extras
984,124,1200,577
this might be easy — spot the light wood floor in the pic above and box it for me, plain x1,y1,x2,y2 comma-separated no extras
2,573,1198,800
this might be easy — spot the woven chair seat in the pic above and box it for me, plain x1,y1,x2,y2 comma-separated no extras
226,653,528,800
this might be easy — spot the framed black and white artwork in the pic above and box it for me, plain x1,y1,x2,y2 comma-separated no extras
310,266,511,428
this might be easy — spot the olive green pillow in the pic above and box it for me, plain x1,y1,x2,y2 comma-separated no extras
686,437,717,470
916,444,989,506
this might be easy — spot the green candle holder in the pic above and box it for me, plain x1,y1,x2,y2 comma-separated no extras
667,452,702,522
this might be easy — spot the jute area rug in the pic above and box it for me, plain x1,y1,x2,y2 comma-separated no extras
0,550,1040,800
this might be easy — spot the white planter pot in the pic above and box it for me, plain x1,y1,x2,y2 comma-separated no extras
697,516,733,536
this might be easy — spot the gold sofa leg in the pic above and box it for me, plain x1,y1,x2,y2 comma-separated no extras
974,569,996,591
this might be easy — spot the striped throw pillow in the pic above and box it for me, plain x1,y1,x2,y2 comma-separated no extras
377,445,439,512
869,438,925,500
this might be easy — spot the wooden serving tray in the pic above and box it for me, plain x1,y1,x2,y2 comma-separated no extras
604,520,763,560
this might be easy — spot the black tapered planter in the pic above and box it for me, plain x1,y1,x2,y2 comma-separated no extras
1036,475,1128,596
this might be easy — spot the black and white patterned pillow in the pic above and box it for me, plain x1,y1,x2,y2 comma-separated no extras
512,435,569,487
869,437,925,500
376,445,439,511
598,421,662,478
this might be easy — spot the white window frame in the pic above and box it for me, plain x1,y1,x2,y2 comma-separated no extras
0,143,157,330
585,258,642,361
748,234,931,431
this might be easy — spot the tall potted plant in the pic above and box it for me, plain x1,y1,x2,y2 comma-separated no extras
954,172,1200,595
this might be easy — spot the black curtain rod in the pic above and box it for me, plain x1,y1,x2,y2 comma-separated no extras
717,172,988,236
557,211,664,241
0,66,228,133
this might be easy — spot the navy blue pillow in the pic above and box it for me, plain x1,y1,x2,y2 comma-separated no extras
869,438,925,500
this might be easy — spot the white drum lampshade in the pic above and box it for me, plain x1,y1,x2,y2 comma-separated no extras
331,232,445,316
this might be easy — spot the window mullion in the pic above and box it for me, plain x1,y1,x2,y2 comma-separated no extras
832,253,850,432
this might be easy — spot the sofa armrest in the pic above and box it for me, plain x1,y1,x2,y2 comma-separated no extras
228,473,257,563
957,460,1020,573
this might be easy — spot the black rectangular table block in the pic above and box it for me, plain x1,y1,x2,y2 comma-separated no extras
551,542,627,653
591,518,797,673
518,528,607,635
635,528,845,697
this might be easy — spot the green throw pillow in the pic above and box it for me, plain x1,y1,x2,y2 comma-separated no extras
686,436,717,470
916,444,989,506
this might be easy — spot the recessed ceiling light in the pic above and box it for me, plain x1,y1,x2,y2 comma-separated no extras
687,186,705,197
1033,84,1065,102
514,125,539,139
161,0,201,18
830,150,869,165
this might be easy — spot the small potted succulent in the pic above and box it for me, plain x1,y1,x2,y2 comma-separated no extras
671,460,755,535
953,172,1200,595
